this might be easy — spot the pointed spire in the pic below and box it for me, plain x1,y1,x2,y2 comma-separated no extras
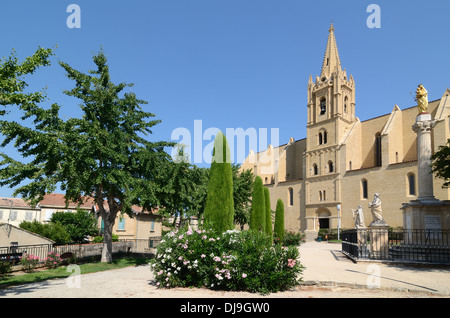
320,23,342,79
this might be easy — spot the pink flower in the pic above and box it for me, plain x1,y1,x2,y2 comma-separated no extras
287,259,296,268
201,254,206,258
242,273,247,278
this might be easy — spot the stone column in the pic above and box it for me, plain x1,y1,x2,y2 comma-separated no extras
412,113,437,201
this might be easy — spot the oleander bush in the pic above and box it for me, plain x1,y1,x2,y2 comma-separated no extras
20,254,40,273
43,252,63,269
0,261,12,278
150,227,303,294
283,231,306,246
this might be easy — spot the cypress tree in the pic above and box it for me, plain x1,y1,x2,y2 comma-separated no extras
274,199,285,243
264,187,273,236
203,131,234,233
250,176,265,231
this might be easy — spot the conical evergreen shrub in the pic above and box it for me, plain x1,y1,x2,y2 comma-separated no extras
203,131,235,233
250,176,265,231
264,187,272,236
274,199,285,243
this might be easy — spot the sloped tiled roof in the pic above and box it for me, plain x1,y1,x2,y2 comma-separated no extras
0,197,31,208
93,201,159,215
38,193,94,209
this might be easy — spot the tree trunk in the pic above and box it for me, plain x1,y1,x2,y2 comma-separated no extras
101,214,114,263
100,202,119,263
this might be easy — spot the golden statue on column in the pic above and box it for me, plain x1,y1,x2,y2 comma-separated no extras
416,84,428,114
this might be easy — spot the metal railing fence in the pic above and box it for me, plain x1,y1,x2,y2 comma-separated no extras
342,229,450,264
0,237,162,264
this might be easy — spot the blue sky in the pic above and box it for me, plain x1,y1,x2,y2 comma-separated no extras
0,0,449,197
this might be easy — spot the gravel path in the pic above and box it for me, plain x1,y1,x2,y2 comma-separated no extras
1,242,449,299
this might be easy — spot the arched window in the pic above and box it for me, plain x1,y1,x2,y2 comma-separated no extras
320,98,326,115
361,179,368,199
319,130,327,145
344,96,348,113
375,133,382,166
328,161,334,173
319,191,323,201
408,173,416,196
288,188,294,206
313,164,318,176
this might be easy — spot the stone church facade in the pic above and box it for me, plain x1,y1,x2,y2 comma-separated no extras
241,24,450,238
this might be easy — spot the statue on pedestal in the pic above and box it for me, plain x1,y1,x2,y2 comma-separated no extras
352,205,366,229
416,84,428,114
369,193,386,226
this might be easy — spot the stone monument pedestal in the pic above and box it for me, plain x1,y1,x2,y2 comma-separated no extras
368,223,389,259
356,227,369,257
402,200,450,232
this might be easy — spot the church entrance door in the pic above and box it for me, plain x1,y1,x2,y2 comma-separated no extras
316,208,331,229
319,218,329,229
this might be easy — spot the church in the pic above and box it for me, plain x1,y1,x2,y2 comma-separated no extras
240,24,450,238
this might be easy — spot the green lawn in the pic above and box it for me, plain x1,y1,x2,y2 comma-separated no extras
0,257,149,289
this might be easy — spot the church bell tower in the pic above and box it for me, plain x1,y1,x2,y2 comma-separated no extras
305,24,356,210
306,24,356,155
307,23,355,130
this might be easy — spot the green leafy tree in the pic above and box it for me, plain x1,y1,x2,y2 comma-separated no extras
263,187,272,236
0,47,53,115
203,131,234,233
158,146,209,229
274,199,285,243
0,49,173,262
232,164,254,230
250,176,265,231
20,220,70,245
50,209,98,243
432,139,450,188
